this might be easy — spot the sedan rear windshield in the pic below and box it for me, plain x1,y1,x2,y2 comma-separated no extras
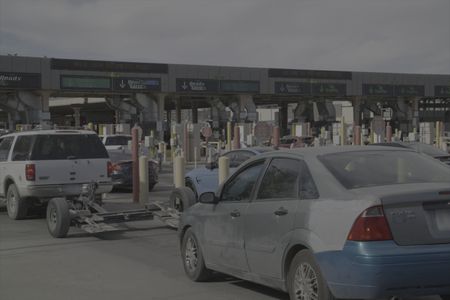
319,150,450,189
31,134,108,160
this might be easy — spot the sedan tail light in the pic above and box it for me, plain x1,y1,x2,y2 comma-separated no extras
347,206,393,241
25,164,36,181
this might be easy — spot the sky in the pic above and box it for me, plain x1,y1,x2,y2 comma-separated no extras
0,0,449,74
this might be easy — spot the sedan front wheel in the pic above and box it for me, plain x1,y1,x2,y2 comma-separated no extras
181,228,212,282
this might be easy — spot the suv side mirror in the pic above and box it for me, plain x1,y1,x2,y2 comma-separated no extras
199,192,218,204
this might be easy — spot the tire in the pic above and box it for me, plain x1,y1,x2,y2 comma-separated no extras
185,179,198,199
181,228,212,281
46,198,71,238
6,183,28,220
169,187,196,212
287,250,336,300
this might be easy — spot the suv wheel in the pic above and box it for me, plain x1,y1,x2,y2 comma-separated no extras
170,187,196,213
6,184,28,220
288,250,335,300
181,228,212,281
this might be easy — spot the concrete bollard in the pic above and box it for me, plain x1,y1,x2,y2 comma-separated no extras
218,156,230,185
174,155,185,188
194,146,198,168
233,126,241,150
353,125,361,145
340,117,345,146
273,126,280,148
386,122,392,142
139,156,149,205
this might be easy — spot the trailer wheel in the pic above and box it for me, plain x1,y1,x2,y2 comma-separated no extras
170,187,196,213
46,198,70,238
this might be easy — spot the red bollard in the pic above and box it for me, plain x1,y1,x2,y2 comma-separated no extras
354,125,361,145
233,125,241,150
386,122,392,143
273,126,280,148
131,127,140,203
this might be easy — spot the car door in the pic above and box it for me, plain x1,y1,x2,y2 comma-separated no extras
244,157,314,279
203,160,266,273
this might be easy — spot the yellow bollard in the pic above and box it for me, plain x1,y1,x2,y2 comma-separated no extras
174,155,185,188
218,156,230,185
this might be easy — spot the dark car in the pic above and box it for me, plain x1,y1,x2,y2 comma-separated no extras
108,149,158,191
373,141,450,165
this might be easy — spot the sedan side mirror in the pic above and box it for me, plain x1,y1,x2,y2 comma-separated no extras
199,192,218,204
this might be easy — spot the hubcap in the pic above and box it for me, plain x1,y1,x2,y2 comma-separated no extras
184,236,198,273
7,191,17,214
293,262,319,300
48,207,57,230
174,196,184,212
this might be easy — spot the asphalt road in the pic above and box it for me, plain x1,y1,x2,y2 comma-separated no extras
0,165,442,300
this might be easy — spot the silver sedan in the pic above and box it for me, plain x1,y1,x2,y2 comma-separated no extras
179,146,450,300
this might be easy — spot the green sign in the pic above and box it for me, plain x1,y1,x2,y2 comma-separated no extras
362,84,394,96
394,85,424,97
435,86,450,97
60,76,111,90
312,83,346,96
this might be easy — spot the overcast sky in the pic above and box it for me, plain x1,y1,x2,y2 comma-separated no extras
0,0,449,74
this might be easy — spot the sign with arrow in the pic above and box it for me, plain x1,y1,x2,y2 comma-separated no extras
113,77,161,91
394,85,424,97
275,82,311,94
176,78,219,92
362,84,394,96
312,83,346,96
435,86,450,97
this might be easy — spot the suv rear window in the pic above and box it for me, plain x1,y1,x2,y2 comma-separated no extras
31,134,108,160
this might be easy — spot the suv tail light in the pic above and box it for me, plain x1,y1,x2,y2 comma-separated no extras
347,206,393,241
25,164,36,181
107,161,113,177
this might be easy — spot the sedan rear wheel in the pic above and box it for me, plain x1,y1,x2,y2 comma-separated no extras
288,250,335,300
181,228,212,281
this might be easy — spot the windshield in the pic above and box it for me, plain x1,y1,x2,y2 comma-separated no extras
319,150,450,189
31,134,108,160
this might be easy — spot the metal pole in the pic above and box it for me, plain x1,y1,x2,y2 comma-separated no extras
273,126,280,148
386,122,392,143
139,155,149,205
218,156,230,185
353,125,361,145
227,122,232,151
233,125,241,150
131,127,140,203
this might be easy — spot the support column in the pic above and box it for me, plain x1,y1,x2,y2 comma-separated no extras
157,94,166,140
176,98,182,124
352,97,362,126
192,107,198,124
279,103,288,135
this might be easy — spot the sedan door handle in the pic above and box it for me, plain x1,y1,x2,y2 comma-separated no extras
274,207,288,216
230,210,241,218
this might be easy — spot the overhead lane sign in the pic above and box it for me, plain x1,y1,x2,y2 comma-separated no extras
220,80,260,93
394,85,424,97
113,77,161,91
176,79,219,92
312,83,347,96
60,75,111,90
0,72,41,89
362,84,394,96
275,82,311,95
435,86,450,97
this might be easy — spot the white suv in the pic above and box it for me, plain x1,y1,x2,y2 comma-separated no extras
0,130,113,219
100,134,132,150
